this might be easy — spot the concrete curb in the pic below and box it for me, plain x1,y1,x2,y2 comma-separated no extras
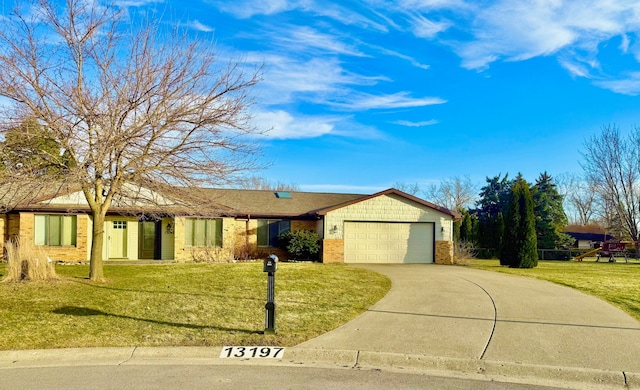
0,347,636,389
287,348,633,389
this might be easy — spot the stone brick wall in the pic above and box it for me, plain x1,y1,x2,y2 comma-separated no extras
435,240,454,265
173,217,236,263
7,214,20,241
6,213,92,262
291,220,316,231
322,239,344,263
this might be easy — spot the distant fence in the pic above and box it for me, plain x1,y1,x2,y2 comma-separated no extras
470,248,638,261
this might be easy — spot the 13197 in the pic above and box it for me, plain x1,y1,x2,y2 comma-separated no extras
220,346,285,359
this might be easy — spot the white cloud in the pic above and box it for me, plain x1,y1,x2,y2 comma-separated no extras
451,1,640,70
558,57,592,78
409,14,450,38
217,0,305,18
308,3,389,32
218,0,388,31
594,72,640,95
115,0,163,7
455,2,574,69
267,25,366,57
256,55,383,104
398,0,470,10
620,33,631,53
186,20,214,32
255,110,337,139
374,46,431,69
335,92,446,110
255,110,383,139
393,119,439,127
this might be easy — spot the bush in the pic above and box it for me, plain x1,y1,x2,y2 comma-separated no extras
453,240,477,265
278,230,320,261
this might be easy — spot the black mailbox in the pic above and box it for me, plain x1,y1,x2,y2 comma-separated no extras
263,254,278,273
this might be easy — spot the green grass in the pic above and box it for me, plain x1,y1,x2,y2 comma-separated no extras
0,262,391,350
469,259,640,322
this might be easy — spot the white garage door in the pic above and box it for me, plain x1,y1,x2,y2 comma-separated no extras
344,222,434,263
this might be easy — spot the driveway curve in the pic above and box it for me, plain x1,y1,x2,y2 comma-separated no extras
298,264,640,373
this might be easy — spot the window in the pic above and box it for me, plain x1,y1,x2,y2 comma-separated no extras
113,221,127,229
257,220,290,247
184,218,222,247
34,215,77,246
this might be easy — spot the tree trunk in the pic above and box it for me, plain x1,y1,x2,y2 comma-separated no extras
89,210,106,281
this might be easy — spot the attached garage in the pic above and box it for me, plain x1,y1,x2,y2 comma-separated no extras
319,189,456,265
344,221,434,263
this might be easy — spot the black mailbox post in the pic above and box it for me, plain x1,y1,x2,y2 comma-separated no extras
263,254,278,334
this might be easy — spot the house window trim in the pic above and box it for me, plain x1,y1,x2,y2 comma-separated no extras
34,214,78,247
184,218,223,248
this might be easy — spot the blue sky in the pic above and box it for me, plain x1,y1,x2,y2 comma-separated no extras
24,1,640,193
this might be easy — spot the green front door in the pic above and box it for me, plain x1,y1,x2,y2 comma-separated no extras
139,221,157,259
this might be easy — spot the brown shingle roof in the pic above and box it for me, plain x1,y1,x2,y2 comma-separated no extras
565,224,606,235
197,188,366,218
8,184,456,219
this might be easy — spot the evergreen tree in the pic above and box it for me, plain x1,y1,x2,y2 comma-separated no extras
501,174,538,268
459,210,475,242
473,174,513,257
497,212,507,265
531,172,574,249
453,218,462,242
0,118,67,175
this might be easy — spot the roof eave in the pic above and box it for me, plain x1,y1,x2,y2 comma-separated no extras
316,188,456,217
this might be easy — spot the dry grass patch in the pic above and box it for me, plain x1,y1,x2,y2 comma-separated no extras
469,259,640,321
0,262,390,350
2,239,57,282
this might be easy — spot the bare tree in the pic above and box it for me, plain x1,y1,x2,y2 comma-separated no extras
238,176,300,191
582,125,640,254
0,0,262,280
393,182,421,196
423,176,477,211
556,172,599,225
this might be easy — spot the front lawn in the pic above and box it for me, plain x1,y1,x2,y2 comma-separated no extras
0,262,391,350
469,259,640,322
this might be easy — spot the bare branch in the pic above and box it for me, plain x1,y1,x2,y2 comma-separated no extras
0,0,264,280
423,176,478,211
581,125,640,248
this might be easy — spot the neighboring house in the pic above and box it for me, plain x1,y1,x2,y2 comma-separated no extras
0,187,457,264
564,224,613,249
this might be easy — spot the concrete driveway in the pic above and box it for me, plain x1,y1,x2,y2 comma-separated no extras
298,264,640,381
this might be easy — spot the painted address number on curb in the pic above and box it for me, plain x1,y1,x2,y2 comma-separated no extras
220,346,285,359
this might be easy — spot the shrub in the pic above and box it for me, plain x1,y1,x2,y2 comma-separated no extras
278,230,320,261
189,246,233,263
453,240,477,265
2,238,57,282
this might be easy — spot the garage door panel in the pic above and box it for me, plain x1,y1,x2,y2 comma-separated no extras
344,222,434,264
